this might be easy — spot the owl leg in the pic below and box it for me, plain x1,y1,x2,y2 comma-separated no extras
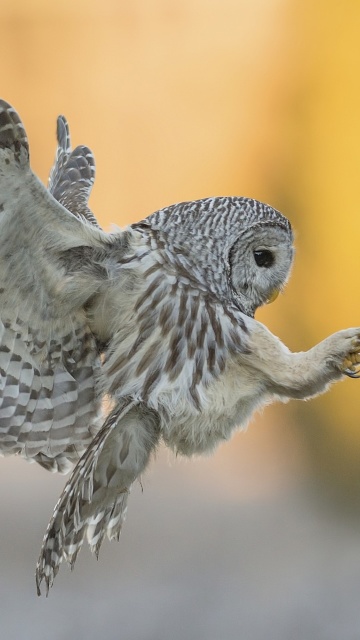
35,400,160,596
293,329,360,395
242,321,360,400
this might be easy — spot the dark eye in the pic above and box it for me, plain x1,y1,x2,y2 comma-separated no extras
253,250,274,268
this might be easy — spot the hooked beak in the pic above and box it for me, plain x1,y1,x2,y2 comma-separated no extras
266,288,280,305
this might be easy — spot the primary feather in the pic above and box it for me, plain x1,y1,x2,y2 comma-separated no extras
48,113,100,228
0,100,107,473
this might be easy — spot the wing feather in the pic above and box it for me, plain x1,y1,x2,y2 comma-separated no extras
0,100,113,471
48,115,71,193
102,247,247,411
36,399,160,595
48,114,100,228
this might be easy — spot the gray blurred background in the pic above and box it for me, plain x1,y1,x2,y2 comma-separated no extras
2,1,360,638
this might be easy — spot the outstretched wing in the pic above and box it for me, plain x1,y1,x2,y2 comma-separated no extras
48,114,71,194
48,114,100,228
0,100,113,473
36,399,160,595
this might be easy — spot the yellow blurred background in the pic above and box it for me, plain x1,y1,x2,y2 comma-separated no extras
1,1,360,638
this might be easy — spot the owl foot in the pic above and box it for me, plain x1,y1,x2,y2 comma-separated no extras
341,340,360,378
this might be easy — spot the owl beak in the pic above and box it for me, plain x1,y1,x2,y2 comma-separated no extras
266,288,280,304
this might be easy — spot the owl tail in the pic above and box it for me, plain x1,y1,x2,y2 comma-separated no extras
35,400,160,596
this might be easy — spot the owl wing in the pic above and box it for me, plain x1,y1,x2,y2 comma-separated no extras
48,114,101,228
0,100,113,473
48,114,71,194
36,398,160,595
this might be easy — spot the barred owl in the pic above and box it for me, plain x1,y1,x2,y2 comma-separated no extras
0,101,358,595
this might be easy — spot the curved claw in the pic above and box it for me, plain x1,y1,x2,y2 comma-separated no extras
342,367,360,379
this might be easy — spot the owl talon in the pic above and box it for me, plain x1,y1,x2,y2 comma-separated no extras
340,341,360,377
342,367,360,379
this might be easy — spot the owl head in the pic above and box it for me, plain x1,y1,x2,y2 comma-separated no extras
229,217,294,316
144,196,294,317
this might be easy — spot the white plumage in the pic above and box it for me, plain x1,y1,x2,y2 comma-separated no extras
0,100,358,595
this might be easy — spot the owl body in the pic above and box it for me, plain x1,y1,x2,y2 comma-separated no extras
0,100,359,594
87,218,270,457
159,355,265,456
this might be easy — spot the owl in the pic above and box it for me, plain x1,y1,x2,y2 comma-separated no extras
0,100,358,595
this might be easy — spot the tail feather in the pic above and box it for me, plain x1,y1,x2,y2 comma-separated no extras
107,494,129,540
36,400,160,595
87,490,129,557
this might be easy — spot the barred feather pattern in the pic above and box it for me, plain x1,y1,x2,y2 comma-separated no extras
48,114,100,228
0,100,104,473
1,100,313,595
0,100,29,165
35,226,255,594
36,399,160,595
102,228,250,414
35,203,294,589
0,311,101,473
48,115,71,192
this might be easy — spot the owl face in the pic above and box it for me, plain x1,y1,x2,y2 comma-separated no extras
229,222,294,316
145,196,294,315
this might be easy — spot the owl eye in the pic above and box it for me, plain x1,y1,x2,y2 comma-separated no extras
253,250,274,268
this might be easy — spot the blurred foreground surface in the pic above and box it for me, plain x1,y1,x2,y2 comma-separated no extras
1,415,360,640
